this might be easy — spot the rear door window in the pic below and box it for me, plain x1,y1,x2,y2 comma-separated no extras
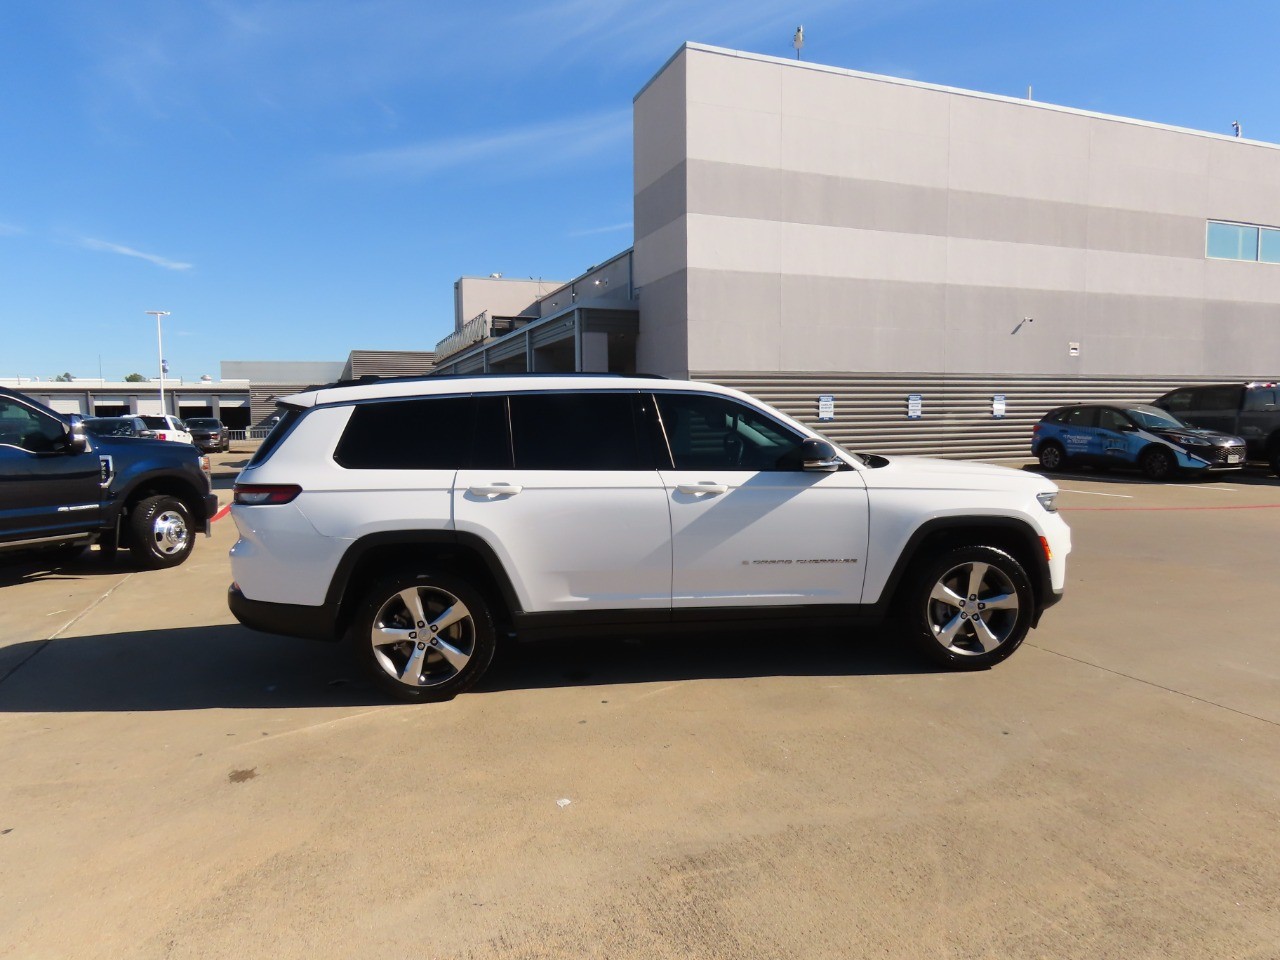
507,393,649,470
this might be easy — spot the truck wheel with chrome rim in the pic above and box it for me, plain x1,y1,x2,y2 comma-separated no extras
350,572,496,703
903,546,1033,670
128,495,194,569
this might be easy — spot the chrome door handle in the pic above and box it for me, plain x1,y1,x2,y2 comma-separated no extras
467,483,523,496
677,482,728,495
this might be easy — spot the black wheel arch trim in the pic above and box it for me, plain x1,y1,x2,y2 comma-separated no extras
874,516,1054,617
323,530,523,637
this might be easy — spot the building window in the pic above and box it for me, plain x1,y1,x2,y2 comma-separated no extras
1206,220,1280,262
1207,221,1259,261
1261,228,1280,264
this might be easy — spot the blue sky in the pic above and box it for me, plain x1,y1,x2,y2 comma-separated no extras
2,0,1277,382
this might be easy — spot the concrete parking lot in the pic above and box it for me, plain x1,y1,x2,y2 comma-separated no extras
2,465,1278,959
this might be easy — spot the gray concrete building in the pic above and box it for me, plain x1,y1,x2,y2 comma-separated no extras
433,43,1280,456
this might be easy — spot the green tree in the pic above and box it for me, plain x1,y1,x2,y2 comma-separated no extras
123,372,148,382
54,372,74,382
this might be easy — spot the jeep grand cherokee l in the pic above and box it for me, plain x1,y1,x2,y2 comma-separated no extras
228,375,1071,702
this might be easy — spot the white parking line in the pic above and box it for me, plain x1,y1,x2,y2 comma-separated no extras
1182,484,1235,492
1056,488,1134,498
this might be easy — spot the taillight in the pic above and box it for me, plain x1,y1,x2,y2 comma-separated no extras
157,432,168,441
1032,424,1041,434
234,483,302,505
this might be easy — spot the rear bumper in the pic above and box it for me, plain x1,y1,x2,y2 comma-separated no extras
227,583,339,641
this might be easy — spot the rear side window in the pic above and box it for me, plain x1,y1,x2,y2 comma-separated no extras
249,408,303,466
1243,389,1278,411
334,397,475,470
508,393,647,470
1159,390,1192,413
1062,407,1096,427
1190,386,1244,412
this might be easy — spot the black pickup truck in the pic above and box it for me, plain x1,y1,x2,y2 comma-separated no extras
1154,382,1280,475
0,387,219,568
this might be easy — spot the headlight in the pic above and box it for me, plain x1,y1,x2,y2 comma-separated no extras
1169,434,1209,446
1036,491,1058,513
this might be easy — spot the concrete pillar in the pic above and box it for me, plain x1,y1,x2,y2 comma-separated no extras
580,331,609,372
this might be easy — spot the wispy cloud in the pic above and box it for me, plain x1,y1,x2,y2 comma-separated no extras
79,237,193,271
0,222,24,236
569,221,632,237
333,109,631,180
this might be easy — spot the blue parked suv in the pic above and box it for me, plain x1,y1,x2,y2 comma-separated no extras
1032,403,1246,480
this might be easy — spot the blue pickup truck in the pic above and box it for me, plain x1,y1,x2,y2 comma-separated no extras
0,387,218,568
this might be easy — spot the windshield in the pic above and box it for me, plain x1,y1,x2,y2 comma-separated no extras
139,416,167,429
1125,406,1189,430
187,418,220,428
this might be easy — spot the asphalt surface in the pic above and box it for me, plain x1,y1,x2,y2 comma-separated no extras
1,463,1278,959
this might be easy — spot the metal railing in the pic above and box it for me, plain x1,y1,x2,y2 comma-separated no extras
435,311,491,361
226,428,274,441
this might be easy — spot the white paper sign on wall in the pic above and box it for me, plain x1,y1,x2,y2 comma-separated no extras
993,394,1006,418
907,394,923,419
817,395,835,421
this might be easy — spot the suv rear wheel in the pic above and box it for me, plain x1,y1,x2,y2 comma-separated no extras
349,571,496,703
902,546,1033,670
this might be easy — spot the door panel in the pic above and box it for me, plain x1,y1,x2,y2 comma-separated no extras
661,468,868,606
653,391,869,608
453,469,671,611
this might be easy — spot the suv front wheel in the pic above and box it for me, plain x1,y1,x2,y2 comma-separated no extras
349,571,496,703
902,546,1034,670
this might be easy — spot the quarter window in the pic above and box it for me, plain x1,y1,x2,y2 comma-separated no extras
655,393,806,470
334,397,475,469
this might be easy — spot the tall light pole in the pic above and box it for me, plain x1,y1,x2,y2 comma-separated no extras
145,310,170,414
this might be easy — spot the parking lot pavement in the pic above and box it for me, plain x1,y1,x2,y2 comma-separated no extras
2,470,1279,959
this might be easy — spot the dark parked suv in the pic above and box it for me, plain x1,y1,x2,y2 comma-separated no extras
186,417,230,452
1153,382,1280,475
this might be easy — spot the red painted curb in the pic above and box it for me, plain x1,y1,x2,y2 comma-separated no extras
213,503,232,522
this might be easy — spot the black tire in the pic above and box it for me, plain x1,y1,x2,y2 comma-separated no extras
348,571,496,703
901,545,1034,670
1139,445,1176,481
1037,442,1066,472
1268,446,1280,478
128,495,195,569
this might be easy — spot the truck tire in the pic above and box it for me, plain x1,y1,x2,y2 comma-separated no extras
128,495,195,569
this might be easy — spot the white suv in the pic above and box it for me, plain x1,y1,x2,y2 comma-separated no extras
228,376,1070,702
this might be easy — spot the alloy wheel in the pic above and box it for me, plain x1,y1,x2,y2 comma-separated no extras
370,586,476,688
924,560,1020,656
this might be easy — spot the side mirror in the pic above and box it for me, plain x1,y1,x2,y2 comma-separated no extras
800,438,842,472
66,421,88,454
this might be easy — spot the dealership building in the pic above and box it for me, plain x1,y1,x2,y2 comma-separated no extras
432,43,1280,458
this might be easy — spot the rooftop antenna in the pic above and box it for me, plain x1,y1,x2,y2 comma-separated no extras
1232,120,1242,138
1026,84,1033,100
793,25,804,60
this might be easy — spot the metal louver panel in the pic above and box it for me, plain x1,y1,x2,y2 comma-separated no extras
347,351,436,378
698,371,1258,460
